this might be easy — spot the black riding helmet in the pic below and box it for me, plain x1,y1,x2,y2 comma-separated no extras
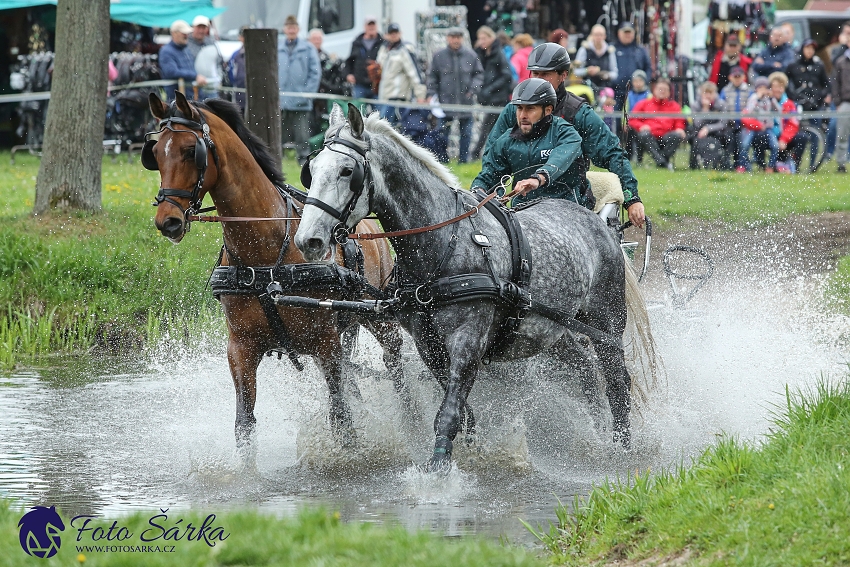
526,43,571,72
510,78,557,108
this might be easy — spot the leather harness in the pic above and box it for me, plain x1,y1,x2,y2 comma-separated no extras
387,191,623,357
207,184,375,371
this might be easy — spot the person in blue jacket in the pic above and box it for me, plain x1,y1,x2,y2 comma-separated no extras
158,20,208,101
612,22,652,110
750,27,796,79
278,15,320,165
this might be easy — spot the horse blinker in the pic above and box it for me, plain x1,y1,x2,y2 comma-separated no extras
300,158,312,189
142,131,207,172
141,139,158,170
194,137,208,170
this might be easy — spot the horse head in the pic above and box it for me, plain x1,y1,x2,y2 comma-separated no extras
295,103,372,262
146,91,220,243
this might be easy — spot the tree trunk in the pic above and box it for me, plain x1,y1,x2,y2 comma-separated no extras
33,0,110,215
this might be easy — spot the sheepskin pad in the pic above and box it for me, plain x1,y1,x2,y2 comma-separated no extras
587,171,624,213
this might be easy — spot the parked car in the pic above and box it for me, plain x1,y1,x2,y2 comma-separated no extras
775,9,850,72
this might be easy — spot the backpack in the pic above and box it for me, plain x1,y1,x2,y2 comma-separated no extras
692,136,725,169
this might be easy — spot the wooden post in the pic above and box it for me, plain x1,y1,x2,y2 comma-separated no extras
244,28,281,163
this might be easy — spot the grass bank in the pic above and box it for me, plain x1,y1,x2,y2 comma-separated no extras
530,379,850,566
0,502,544,567
1,152,849,368
0,153,226,368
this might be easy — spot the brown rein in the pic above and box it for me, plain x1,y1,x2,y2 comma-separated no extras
187,189,512,239
347,190,500,240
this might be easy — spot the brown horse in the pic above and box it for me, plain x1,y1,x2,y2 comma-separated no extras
147,91,407,448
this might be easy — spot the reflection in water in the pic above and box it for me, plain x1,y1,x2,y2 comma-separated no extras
1,269,848,545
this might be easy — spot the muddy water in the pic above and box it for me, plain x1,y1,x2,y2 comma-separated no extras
1,226,848,545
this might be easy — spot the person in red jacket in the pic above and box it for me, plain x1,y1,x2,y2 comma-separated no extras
741,72,800,172
628,78,686,170
710,35,753,91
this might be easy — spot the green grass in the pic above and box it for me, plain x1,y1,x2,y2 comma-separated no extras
456,155,850,227
0,152,226,368
826,255,850,314
1,150,849,368
529,379,850,566
0,503,544,567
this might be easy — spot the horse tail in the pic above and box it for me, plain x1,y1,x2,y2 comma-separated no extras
623,250,665,406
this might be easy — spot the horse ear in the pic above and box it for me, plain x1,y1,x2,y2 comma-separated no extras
329,103,345,127
149,93,168,120
347,103,364,138
174,91,199,121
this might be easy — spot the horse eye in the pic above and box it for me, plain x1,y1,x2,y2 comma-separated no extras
340,167,353,176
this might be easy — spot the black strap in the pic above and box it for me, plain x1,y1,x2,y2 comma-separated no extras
257,292,305,371
304,196,347,221
470,190,532,358
278,183,308,204
530,299,623,350
474,190,532,288
559,90,586,123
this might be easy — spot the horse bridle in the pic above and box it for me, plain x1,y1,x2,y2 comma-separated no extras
143,111,220,224
299,132,373,244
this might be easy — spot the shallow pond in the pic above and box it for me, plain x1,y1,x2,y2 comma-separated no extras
2,250,848,546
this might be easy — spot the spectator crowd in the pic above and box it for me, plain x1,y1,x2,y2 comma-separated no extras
160,14,850,173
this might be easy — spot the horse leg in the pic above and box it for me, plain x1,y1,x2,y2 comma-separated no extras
412,319,477,440
425,312,492,471
316,351,356,447
579,311,632,450
549,333,605,423
336,320,363,401
227,337,263,448
599,342,631,449
367,320,418,417
427,352,480,471
429,369,474,438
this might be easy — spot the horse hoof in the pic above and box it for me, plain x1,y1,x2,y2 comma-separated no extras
424,454,452,475
235,422,256,448
613,429,631,452
339,431,357,449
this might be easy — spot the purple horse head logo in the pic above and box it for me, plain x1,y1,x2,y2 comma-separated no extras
18,506,65,558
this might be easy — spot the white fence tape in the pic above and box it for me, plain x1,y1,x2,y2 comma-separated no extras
2,82,849,120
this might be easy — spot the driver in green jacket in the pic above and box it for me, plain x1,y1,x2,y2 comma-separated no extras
471,78,588,208
483,43,646,227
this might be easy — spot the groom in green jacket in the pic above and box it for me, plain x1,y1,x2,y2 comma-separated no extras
471,78,590,208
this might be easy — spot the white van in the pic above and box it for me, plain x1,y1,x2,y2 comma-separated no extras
213,0,434,60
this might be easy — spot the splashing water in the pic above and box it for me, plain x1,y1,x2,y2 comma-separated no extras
1,234,848,542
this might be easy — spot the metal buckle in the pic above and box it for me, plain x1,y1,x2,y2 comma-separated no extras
245,267,256,287
414,284,433,306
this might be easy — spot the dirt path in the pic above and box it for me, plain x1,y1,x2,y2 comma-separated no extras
627,212,850,292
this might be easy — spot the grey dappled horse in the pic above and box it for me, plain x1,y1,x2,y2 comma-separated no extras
296,104,651,471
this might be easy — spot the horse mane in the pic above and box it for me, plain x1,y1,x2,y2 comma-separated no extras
195,99,286,187
363,113,460,188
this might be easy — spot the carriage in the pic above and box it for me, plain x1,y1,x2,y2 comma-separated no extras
145,94,708,471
